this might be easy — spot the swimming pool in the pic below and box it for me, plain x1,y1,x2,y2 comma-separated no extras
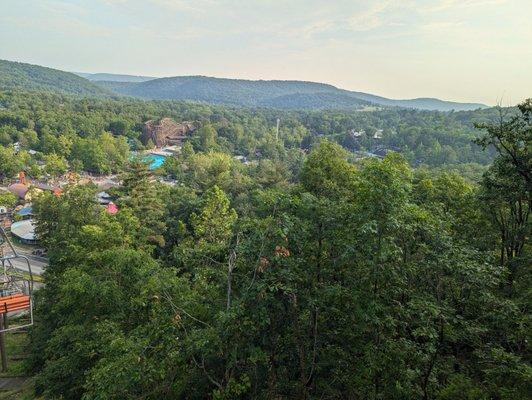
145,154,167,170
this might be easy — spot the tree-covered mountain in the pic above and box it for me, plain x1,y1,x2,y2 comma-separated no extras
97,75,488,111
256,91,373,109
0,59,488,111
0,60,486,111
0,59,109,96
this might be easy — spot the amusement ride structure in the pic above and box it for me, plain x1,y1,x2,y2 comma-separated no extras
0,226,34,370
0,227,33,333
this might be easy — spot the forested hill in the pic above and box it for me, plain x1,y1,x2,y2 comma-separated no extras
0,59,109,96
97,75,488,111
0,59,488,111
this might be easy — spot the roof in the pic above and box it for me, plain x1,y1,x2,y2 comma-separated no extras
10,219,36,241
7,183,29,199
106,202,118,215
16,207,33,217
96,192,111,204
33,182,57,191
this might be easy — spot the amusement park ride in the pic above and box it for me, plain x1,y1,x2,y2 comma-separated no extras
0,226,34,371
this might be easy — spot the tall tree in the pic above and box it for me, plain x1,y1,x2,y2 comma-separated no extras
120,159,166,248
476,100,531,284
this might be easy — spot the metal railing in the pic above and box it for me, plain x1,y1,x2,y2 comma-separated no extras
0,227,34,333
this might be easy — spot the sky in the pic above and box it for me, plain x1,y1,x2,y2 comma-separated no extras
1,0,531,105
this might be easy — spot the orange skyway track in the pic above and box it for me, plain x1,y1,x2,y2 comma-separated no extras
0,293,30,313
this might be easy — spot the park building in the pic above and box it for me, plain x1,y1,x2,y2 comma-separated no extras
10,219,37,245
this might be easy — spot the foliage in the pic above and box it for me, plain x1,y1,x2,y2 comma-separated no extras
0,89,501,183
0,145,23,178
23,98,531,399
0,190,17,208
97,74,486,111
0,59,108,96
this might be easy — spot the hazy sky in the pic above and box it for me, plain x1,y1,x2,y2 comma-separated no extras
1,0,531,105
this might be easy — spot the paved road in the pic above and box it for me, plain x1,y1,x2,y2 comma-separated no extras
5,256,47,276
1,245,48,276
0,230,48,276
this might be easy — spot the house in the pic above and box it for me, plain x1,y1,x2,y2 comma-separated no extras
373,129,384,139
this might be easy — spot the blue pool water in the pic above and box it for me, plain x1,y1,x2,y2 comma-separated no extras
145,154,166,170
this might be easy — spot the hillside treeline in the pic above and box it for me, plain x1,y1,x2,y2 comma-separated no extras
0,91,497,181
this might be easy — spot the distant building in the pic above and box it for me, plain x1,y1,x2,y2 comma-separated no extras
106,202,118,215
349,129,365,138
373,129,384,139
96,191,112,205
16,206,33,220
8,183,30,200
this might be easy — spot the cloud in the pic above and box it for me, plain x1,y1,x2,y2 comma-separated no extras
277,1,397,44
346,1,392,32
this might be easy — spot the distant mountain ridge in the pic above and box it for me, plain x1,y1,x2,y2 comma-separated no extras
0,59,108,96
0,59,488,111
95,75,488,111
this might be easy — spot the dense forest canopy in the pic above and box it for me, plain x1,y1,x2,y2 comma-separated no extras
0,81,528,399
25,100,530,399
0,90,499,182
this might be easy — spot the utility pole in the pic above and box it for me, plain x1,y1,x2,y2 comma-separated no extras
0,314,7,372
